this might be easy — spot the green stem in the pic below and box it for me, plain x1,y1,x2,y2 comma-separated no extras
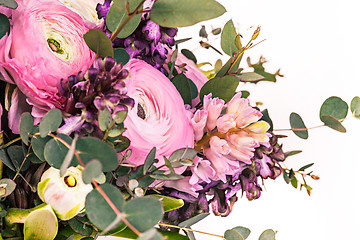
5,203,48,226
0,136,21,149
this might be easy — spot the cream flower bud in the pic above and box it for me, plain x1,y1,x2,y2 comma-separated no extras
37,166,93,220
209,136,231,155
243,121,270,134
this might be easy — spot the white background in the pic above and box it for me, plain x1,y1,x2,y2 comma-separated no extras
104,0,360,239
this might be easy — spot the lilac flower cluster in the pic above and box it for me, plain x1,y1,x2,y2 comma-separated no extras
58,57,134,135
96,0,177,70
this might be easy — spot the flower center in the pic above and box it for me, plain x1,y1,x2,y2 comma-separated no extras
47,38,64,54
137,103,146,120
64,175,77,187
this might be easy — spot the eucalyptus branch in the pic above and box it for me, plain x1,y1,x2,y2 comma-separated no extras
273,117,349,132
158,223,225,239
0,136,21,149
110,0,146,42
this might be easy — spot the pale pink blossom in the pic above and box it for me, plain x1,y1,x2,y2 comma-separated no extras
0,0,96,132
226,93,262,128
164,176,203,198
189,157,216,185
204,148,239,182
209,136,231,155
191,109,208,141
216,114,236,133
225,131,260,164
123,59,194,172
203,94,224,131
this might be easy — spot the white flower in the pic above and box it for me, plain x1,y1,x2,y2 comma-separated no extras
37,166,93,220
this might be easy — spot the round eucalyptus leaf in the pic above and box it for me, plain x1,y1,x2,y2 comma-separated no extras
39,109,62,138
319,96,348,121
289,112,308,139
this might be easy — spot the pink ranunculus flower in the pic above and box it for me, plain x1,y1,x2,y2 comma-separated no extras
123,59,194,171
0,0,96,132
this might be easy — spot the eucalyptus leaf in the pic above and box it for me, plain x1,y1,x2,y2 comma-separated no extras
82,159,103,184
181,49,197,64
0,178,16,198
106,0,142,38
150,194,184,212
0,0,18,9
124,196,163,232
319,96,348,121
232,227,251,239
236,72,265,82
113,111,128,124
68,217,93,237
320,115,347,133
60,135,78,176
114,48,130,65
98,108,112,131
221,20,238,56
200,75,239,103
178,213,210,228
137,229,165,240
84,29,113,58
283,169,290,184
284,150,302,158
0,13,10,39
172,74,192,105
350,96,360,118
216,53,242,77
108,127,126,138
19,112,34,146
39,109,62,138
258,229,276,240
143,147,156,174
85,184,125,231
7,145,28,171
0,149,16,171
150,0,226,28
44,134,75,169
290,176,298,189
168,148,197,168
224,229,245,240
260,109,273,131
31,135,52,162
289,112,308,139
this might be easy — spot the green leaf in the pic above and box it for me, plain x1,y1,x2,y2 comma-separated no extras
298,163,314,171
150,173,184,180
221,20,238,56
258,229,276,240
200,76,239,103
19,112,34,145
106,0,142,38
236,72,266,82
150,0,226,28
0,0,18,9
189,79,199,100
24,205,58,240
60,135,78,176
283,169,290,184
247,57,282,83
319,96,348,121
289,112,308,139
143,147,156,174
84,29,113,58
113,111,128,124
174,38,192,45
350,96,360,118
178,213,210,228
68,217,93,237
232,227,251,239
290,176,298,189
320,115,347,133
7,145,28,171
112,228,189,240
44,134,75,169
0,13,10,39
224,229,245,240
216,53,242,77
31,135,52,162
0,178,16,198
76,137,119,172
0,149,16,171
284,150,302,158
124,196,163,232
39,109,62,138
172,74,192,105
181,49,197,64
82,159,103,184
85,184,125,230
150,194,184,212
98,108,112,131
114,48,130,65
168,148,197,168
108,127,126,138
212,27,221,35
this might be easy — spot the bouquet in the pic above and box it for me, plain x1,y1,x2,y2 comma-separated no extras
0,0,359,239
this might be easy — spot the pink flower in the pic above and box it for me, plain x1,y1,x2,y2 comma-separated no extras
191,109,208,141
225,131,260,164
216,114,236,133
164,176,202,198
189,156,216,185
123,59,194,171
203,94,224,131
226,93,262,128
175,53,209,106
210,136,231,155
0,0,96,132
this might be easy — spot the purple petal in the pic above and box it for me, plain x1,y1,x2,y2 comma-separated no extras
57,116,85,135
